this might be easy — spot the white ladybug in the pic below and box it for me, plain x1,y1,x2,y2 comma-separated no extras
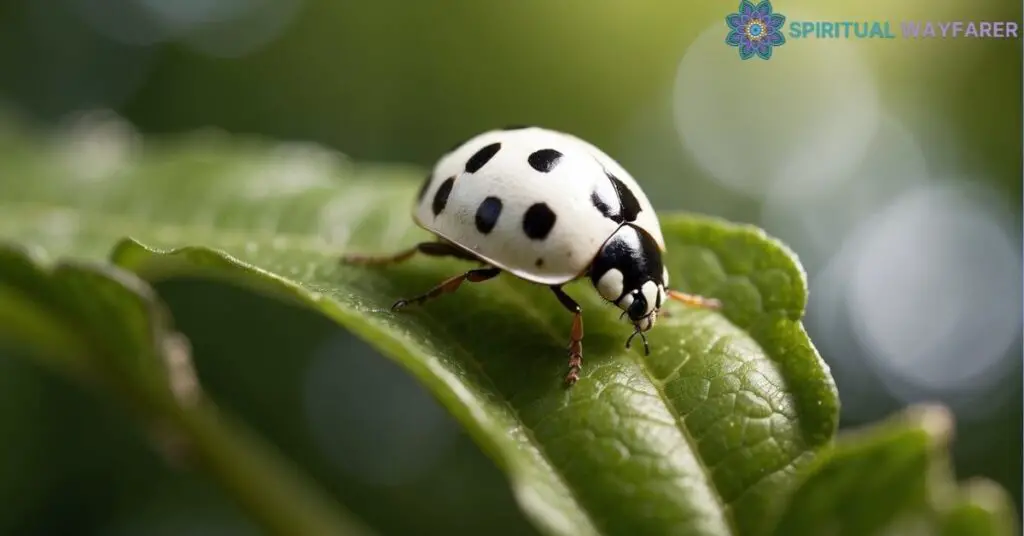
342,126,721,385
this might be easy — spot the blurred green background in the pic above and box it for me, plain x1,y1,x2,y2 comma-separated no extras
0,0,1020,534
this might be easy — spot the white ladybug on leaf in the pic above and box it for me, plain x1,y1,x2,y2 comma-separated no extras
342,126,722,386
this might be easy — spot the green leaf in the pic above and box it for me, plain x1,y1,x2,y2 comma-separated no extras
940,480,1020,536
0,114,840,535
770,405,1020,536
0,244,372,536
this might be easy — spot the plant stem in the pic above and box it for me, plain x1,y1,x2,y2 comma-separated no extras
163,396,371,536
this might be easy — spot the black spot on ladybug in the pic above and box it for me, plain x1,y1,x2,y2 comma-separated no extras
535,257,545,267
523,202,557,240
465,142,502,173
474,196,503,234
417,174,432,204
608,172,642,222
591,190,620,223
503,125,533,130
528,149,563,173
432,176,455,217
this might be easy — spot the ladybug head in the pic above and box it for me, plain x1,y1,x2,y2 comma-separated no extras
588,224,667,351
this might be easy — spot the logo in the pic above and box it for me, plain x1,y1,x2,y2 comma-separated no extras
725,0,787,60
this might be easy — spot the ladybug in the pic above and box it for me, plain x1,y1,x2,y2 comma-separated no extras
341,126,721,385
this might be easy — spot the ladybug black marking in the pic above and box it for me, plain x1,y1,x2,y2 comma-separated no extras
608,172,642,222
465,142,502,173
591,172,643,223
591,190,619,222
523,202,557,240
528,149,563,173
475,196,503,234
432,176,455,216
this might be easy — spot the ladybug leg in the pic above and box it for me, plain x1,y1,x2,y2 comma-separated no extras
391,267,501,311
550,286,584,386
341,241,478,266
666,289,722,310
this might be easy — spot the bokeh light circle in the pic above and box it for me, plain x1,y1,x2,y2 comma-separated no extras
845,182,1021,410
674,19,881,199
759,115,929,271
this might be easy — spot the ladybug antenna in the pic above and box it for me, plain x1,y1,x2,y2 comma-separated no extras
625,328,650,356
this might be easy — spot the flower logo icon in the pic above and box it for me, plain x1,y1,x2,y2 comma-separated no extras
725,0,786,60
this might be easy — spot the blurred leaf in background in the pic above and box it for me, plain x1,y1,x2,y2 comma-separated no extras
0,244,372,536
772,404,1018,536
